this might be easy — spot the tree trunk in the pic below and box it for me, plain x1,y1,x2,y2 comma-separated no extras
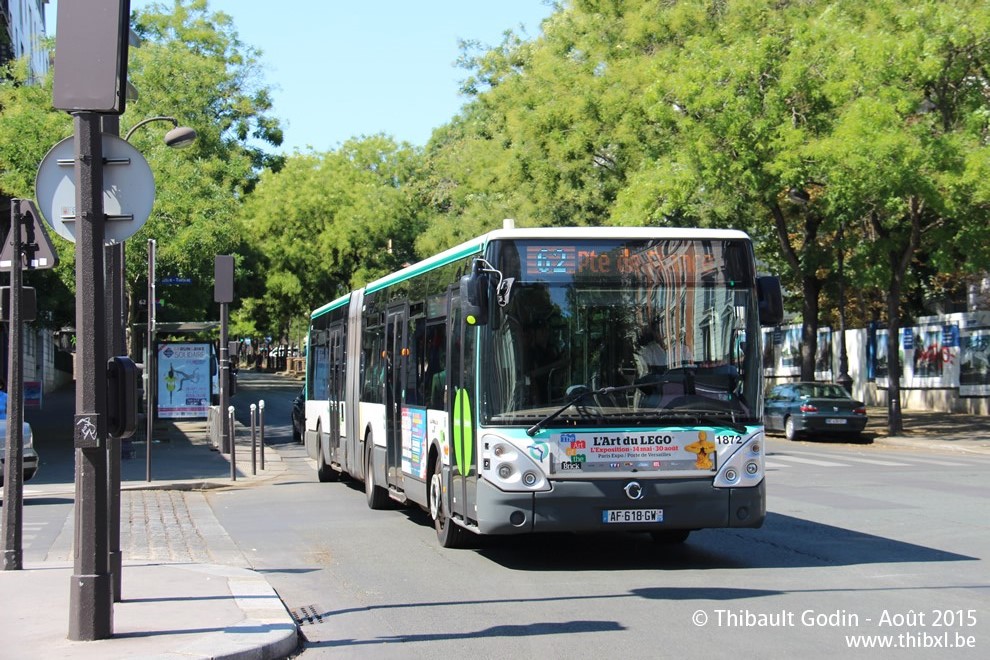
885,284,904,435
883,198,923,435
800,275,821,382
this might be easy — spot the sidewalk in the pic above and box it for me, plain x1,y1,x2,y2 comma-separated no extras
0,381,299,660
866,406,990,454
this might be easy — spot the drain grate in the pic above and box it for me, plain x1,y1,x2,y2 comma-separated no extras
292,604,326,626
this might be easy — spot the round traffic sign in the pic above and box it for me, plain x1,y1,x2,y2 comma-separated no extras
34,134,156,244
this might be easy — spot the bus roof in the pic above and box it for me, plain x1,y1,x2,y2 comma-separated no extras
311,292,351,320
316,226,753,316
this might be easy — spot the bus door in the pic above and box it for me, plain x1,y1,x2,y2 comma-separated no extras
447,288,478,523
385,305,408,491
327,323,346,467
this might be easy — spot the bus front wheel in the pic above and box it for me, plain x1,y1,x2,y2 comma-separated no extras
429,454,467,548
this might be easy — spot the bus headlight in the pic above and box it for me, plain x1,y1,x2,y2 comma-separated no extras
482,435,550,492
713,431,764,488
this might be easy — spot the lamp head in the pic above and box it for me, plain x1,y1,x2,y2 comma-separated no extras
164,125,197,149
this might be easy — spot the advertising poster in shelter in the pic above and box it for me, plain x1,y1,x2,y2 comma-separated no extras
157,342,214,419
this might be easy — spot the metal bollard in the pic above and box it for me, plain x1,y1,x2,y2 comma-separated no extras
250,403,257,476
228,405,236,481
259,400,265,470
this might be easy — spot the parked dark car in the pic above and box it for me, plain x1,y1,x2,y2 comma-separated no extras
764,382,868,440
291,390,304,443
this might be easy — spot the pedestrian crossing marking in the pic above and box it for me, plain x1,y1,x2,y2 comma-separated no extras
765,450,983,470
768,454,847,467
795,451,910,467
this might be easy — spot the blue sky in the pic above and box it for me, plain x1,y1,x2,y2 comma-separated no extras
46,1,554,153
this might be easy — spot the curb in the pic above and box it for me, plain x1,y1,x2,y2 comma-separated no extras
166,564,300,660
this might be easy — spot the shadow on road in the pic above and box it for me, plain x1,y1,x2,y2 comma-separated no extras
470,512,975,572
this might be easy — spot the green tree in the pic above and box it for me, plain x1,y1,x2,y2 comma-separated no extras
0,59,75,329
238,136,426,336
1,0,285,349
597,0,990,435
809,0,990,431
122,0,283,352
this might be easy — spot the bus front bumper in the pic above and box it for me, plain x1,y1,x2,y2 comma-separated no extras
475,476,765,536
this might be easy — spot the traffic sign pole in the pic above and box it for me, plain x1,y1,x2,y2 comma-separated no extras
68,111,112,642
1,201,26,572
2,198,60,573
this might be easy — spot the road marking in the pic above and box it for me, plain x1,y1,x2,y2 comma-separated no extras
916,458,971,466
794,451,911,467
766,454,847,467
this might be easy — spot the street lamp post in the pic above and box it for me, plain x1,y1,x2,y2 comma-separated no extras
836,222,854,393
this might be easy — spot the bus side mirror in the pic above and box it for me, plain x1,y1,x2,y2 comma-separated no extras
460,263,489,326
757,276,784,326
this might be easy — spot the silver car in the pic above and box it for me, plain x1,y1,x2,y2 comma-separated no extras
0,421,38,486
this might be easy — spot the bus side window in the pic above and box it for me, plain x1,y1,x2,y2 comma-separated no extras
361,323,385,403
406,317,423,406
425,323,446,409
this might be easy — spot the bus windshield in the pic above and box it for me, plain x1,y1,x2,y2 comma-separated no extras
482,238,763,427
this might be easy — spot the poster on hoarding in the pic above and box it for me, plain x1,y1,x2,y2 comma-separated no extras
875,325,959,389
960,327,990,396
157,342,214,419
814,327,832,382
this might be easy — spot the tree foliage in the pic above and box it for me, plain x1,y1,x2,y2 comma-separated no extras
0,59,75,327
237,136,426,336
123,0,283,339
4,0,990,430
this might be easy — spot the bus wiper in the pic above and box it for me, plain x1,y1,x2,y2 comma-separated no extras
526,383,642,437
655,408,749,435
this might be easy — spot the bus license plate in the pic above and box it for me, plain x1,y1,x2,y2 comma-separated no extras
826,418,847,425
602,509,663,524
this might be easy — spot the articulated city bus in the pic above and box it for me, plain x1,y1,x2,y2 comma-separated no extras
304,226,783,547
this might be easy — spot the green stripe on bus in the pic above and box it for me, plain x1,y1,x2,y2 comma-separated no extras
364,243,483,294
453,388,473,476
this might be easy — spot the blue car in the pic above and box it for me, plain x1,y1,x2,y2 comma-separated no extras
764,382,868,441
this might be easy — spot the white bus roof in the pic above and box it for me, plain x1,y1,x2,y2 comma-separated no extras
315,226,752,317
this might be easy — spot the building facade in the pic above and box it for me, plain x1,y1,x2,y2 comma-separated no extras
1,0,49,80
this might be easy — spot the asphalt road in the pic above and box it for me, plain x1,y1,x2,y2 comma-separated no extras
205,381,989,659
11,371,987,657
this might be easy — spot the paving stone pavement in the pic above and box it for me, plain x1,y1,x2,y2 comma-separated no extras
120,489,249,566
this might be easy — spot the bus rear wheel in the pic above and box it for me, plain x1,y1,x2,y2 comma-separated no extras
429,454,467,548
316,425,338,483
